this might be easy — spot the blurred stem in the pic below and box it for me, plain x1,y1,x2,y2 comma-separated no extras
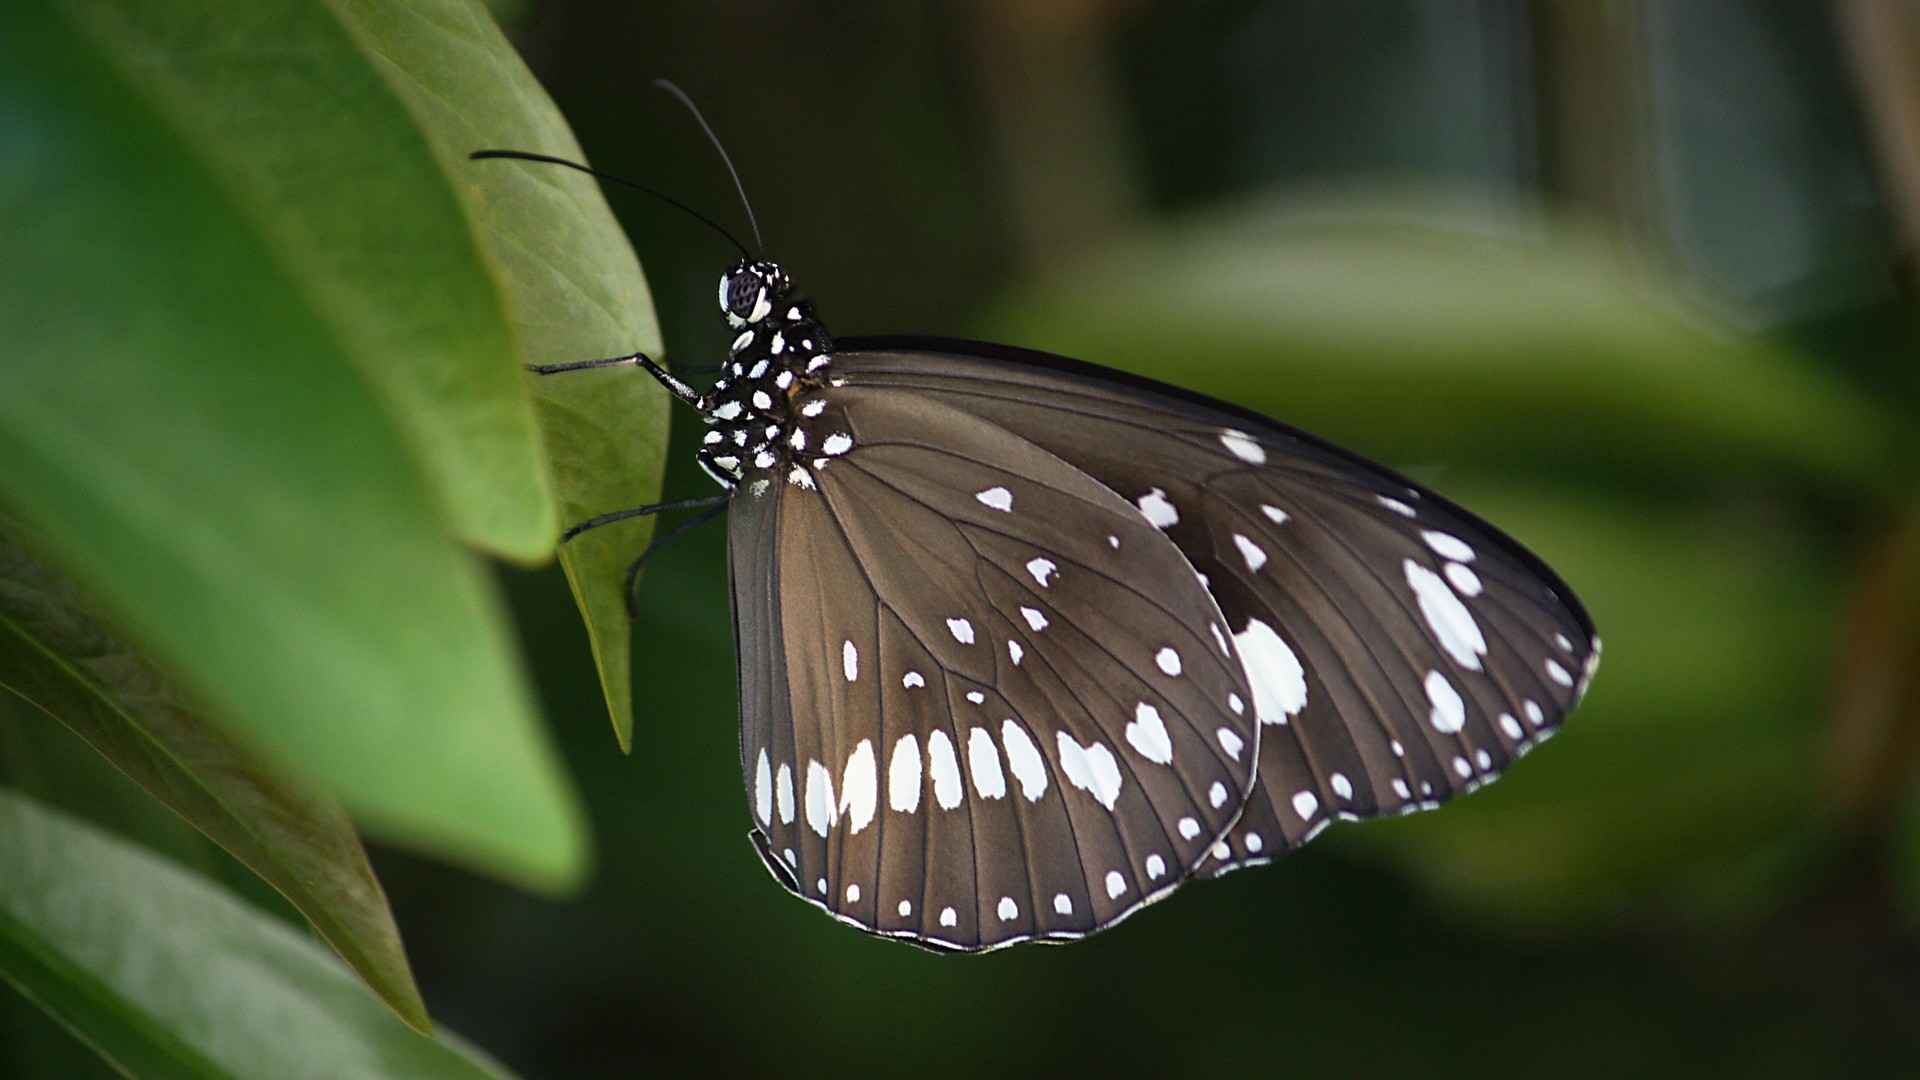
968,0,1140,270
1835,0,1920,294
1828,508,1920,829
1528,0,1659,245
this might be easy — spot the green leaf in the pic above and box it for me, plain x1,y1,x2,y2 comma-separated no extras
0,787,515,1079
0,5,586,889
336,0,670,750
981,193,1898,495
0,522,428,1033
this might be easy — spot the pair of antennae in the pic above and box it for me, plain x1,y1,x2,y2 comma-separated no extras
471,78,762,258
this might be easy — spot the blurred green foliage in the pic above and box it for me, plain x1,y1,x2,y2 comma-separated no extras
5,1,1920,1078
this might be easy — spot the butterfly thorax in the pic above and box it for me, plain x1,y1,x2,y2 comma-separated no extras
696,259,850,496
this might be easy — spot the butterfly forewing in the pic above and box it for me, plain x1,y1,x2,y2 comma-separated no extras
832,339,1599,874
734,386,1260,949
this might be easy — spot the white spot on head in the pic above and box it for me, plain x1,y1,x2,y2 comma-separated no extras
1423,531,1475,562
965,690,985,705
1246,832,1264,853
1233,533,1268,573
1424,670,1466,734
1234,618,1308,724
801,399,826,417
1178,817,1201,839
1405,560,1487,671
821,432,853,456
889,734,921,813
1261,504,1289,525
927,730,963,810
846,883,860,903
1209,781,1228,808
1217,727,1244,760
1125,703,1174,764
754,748,772,825
1136,488,1179,529
1452,756,1472,779
1525,699,1545,726
1392,778,1411,800
1500,713,1523,740
997,897,1018,921
838,740,877,833
902,671,925,689
1219,429,1266,464
1008,640,1024,665
1020,606,1048,632
1377,495,1417,517
804,759,838,837
975,486,1013,512
1056,732,1123,809
898,899,912,917
842,639,859,682
1025,557,1057,587
1054,893,1073,915
1292,790,1319,820
748,287,771,323
968,728,1007,800
1546,658,1574,686
946,617,975,644
1147,854,1166,879
1000,721,1048,801
1154,647,1183,677
940,907,958,927
1445,562,1483,597
1331,773,1353,800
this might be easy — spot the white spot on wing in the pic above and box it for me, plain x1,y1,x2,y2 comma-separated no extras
1136,488,1179,529
1056,732,1123,809
1209,781,1228,808
1405,560,1487,671
821,432,853,456
838,740,877,833
1155,647,1182,676
842,639,859,682
965,690,985,705
946,617,975,644
1020,606,1048,632
1377,494,1417,517
1054,893,1073,915
975,486,1013,512
1025,558,1057,587
1000,721,1048,801
1125,702,1174,764
1228,692,1245,715
787,466,814,490
1211,623,1229,655
1292,790,1319,820
1219,429,1266,464
1178,817,1201,839
1546,657,1574,686
1500,713,1523,739
940,907,958,927
1105,870,1126,899
997,897,1018,921
1423,530,1476,562
1525,699,1545,726
801,399,826,417
927,731,963,810
1233,618,1308,724
804,759,837,837
846,883,859,903
754,748,772,826
1008,640,1024,666
902,671,925,689
968,728,1006,800
1245,832,1264,853
1217,727,1244,759
889,734,921,813
1425,670,1466,733
1147,854,1166,879
1261,504,1289,525
1331,772,1353,800
1445,562,1483,597
777,763,794,824
897,899,912,917
1233,533,1268,572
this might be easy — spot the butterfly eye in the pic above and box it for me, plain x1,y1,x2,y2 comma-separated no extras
722,270,761,316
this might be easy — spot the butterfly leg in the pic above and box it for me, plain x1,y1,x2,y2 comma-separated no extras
621,499,731,618
524,351,703,409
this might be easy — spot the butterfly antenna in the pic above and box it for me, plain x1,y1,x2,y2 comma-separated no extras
651,79,764,253
468,148,750,258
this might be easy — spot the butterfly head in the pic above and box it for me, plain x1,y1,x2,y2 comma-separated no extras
720,259,791,327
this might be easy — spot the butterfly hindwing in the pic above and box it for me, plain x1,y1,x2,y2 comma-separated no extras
832,338,1599,874
733,385,1260,949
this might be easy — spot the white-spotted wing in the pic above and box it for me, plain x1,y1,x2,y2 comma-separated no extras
732,385,1260,950
832,338,1599,876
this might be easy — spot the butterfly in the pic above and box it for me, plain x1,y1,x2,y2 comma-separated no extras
475,91,1599,954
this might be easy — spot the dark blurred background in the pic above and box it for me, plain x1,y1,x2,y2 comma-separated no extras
17,1,1920,1075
